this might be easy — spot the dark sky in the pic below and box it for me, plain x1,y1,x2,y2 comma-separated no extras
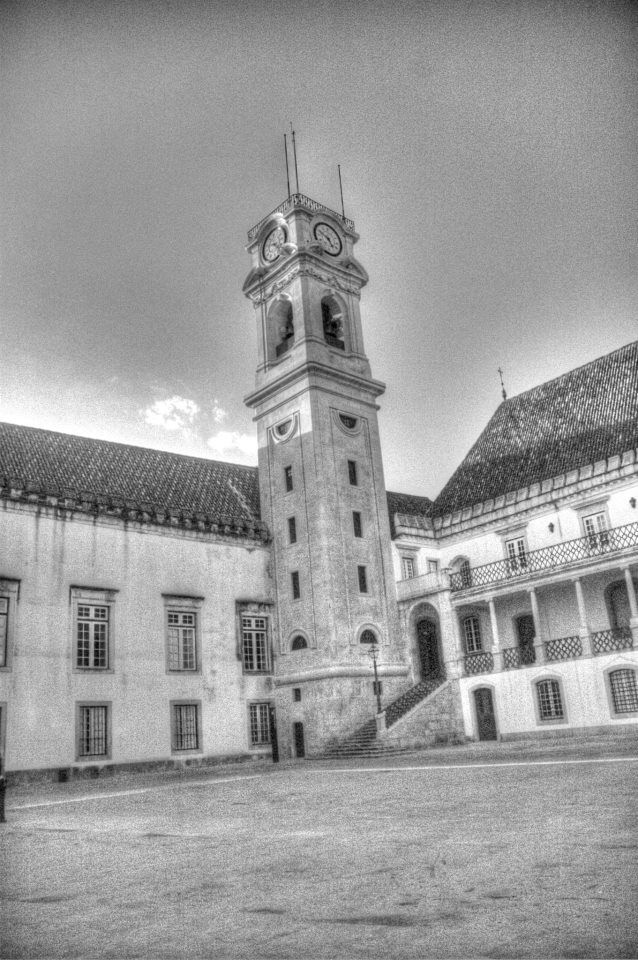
2,0,636,498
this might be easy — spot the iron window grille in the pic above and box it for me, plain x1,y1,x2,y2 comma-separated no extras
76,604,109,669
0,597,7,667
536,679,564,720
172,703,199,751
609,669,638,714
463,616,482,653
167,610,197,671
242,616,269,672
249,702,271,745
357,565,368,593
291,634,307,650
347,460,358,486
78,705,108,758
293,687,302,702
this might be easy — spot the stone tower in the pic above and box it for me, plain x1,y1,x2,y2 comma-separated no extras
243,193,409,757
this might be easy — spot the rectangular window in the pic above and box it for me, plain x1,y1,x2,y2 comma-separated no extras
172,703,200,751
352,511,363,538
536,680,564,721
249,702,271,745
293,687,302,702
291,571,300,600
401,556,416,580
347,460,358,486
284,466,293,492
167,610,197,671
357,565,368,593
609,669,638,714
288,516,297,544
78,705,109,758
427,559,440,574
583,512,609,552
242,616,269,672
76,604,109,669
0,598,8,668
505,537,527,573
463,616,482,653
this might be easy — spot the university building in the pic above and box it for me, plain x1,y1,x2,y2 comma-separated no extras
1,192,637,776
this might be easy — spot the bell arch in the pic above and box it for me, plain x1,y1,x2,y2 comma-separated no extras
267,294,294,360
320,292,347,351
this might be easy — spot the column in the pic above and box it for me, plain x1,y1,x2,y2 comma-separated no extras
573,577,593,656
529,587,546,664
439,590,463,680
623,567,638,643
487,597,503,672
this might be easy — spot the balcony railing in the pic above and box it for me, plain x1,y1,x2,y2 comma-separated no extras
248,193,355,240
450,521,638,593
545,635,582,661
464,651,494,675
592,626,633,654
396,570,449,602
503,645,537,669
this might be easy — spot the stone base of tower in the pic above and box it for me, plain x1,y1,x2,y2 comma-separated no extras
273,674,411,760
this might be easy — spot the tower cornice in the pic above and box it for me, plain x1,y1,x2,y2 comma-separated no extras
243,250,368,302
244,358,386,410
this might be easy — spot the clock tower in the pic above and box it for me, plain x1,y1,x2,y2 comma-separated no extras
243,193,408,757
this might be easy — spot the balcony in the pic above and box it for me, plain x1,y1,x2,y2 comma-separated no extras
462,627,634,676
396,570,450,602
450,521,638,593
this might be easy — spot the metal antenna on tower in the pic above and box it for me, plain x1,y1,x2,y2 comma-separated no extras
284,133,291,198
338,164,345,218
290,123,299,194
498,367,507,401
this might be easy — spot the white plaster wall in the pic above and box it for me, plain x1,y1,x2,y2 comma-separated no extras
0,502,272,771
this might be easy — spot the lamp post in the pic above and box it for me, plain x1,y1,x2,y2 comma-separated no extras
367,641,382,715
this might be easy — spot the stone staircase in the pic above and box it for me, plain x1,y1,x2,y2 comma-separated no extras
316,673,449,759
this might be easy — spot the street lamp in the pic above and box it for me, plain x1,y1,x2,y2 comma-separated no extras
366,640,383,715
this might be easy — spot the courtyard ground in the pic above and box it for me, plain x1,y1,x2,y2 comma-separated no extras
1,742,637,959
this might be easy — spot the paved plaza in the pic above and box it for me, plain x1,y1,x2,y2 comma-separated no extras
1,745,638,959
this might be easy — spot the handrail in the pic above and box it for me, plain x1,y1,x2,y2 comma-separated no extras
248,193,355,240
450,521,638,592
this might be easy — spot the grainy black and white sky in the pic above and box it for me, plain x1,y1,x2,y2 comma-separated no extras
2,0,637,498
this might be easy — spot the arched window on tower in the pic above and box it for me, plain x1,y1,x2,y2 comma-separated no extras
275,301,294,357
268,297,294,360
321,296,345,351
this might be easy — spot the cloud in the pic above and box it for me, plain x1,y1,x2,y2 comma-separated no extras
206,430,257,464
143,396,200,433
211,399,227,424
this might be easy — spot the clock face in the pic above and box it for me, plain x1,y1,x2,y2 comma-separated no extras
262,226,286,262
313,222,342,256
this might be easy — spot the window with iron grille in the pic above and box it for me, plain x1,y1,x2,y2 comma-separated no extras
249,702,271,745
77,704,109,758
288,516,297,544
353,511,363,538
293,687,302,702
291,634,307,651
172,702,200,751
0,597,8,668
76,604,109,669
284,465,293,492
401,556,416,580
609,669,638,714
291,571,300,600
242,616,269,672
582,511,609,552
536,679,564,721
463,616,482,653
357,565,368,593
167,610,197,671
347,460,358,486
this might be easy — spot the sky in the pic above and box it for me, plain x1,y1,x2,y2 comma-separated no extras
2,0,637,499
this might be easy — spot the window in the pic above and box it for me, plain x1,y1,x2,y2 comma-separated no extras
293,687,302,702
427,559,440,574
583,511,609,553
284,465,293,492
348,460,358,486
357,565,368,593
352,511,363,538
77,704,109,759
291,634,307,651
171,702,200,751
463,616,482,653
401,556,416,580
458,560,472,587
249,702,271,746
0,598,8,668
242,616,269,672
322,298,345,350
505,537,527,573
76,604,109,669
167,610,197,671
609,669,638,714
291,571,300,600
536,680,564,721
360,629,377,645
288,516,297,544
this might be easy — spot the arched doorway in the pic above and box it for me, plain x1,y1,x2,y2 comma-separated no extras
473,688,497,741
606,581,633,630
416,618,442,681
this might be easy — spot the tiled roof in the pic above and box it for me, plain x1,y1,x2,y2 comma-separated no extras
0,422,266,539
434,340,638,517
386,491,433,536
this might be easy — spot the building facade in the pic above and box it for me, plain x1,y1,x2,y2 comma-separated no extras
1,193,637,776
